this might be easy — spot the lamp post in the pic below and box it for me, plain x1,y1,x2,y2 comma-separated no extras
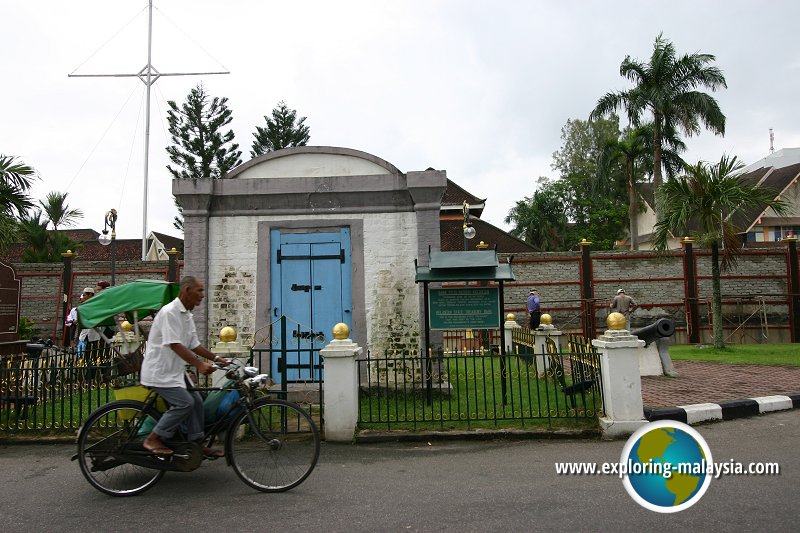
462,201,476,250
98,209,118,285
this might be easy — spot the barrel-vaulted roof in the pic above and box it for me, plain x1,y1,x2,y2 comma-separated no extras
226,146,402,179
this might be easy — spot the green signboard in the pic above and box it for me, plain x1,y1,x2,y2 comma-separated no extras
428,287,500,330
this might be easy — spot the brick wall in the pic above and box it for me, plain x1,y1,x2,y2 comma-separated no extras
500,245,795,343
11,260,177,341
9,244,795,346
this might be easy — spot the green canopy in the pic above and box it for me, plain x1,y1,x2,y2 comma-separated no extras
415,250,515,282
77,280,180,328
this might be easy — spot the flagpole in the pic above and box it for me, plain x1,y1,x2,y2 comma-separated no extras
68,0,229,259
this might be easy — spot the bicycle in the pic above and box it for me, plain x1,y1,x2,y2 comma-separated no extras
74,359,320,496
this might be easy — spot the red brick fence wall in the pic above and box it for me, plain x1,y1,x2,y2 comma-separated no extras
5,240,800,347
500,239,800,345
9,254,182,345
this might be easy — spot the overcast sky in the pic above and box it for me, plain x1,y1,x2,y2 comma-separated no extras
3,1,799,244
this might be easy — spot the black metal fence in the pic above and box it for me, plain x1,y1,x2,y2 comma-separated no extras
1,319,323,437
1,343,118,433
357,328,603,430
248,316,324,427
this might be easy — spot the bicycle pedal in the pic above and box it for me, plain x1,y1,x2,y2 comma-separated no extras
172,453,190,460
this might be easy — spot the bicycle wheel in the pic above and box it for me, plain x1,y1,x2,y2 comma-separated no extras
227,398,320,492
77,400,165,496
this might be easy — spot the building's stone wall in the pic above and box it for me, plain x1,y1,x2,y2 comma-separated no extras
207,211,419,355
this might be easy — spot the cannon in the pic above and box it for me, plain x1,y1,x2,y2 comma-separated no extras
631,318,679,377
631,318,675,346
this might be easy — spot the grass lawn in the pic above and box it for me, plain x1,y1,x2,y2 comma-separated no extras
670,343,800,366
358,355,603,431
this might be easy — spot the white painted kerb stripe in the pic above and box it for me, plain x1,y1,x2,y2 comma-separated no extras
751,395,794,413
678,403,723,424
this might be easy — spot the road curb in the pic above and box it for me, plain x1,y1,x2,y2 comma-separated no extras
354,427,601,444
644,393,800,424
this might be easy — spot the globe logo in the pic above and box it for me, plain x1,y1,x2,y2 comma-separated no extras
621,420,713,513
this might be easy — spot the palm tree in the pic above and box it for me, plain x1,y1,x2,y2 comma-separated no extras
505,183,569,251
17,210,51,262
652,155,787,348
591,34,727,194
598,123,686,249
0,155,37,251
17,208,79,262
39,191,83,230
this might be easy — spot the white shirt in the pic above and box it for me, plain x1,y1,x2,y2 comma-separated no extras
65,307,77,326
78,327,101,342
140,297,200,388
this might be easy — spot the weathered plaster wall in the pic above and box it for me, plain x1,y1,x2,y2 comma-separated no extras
207,211,419,355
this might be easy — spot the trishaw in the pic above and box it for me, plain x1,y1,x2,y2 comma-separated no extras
72,280,320,496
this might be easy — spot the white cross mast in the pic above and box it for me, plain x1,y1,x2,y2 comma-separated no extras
69,0,229,259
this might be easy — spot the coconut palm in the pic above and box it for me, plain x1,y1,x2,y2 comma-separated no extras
591,34,726,194
39,191,83,230
652,155,787,348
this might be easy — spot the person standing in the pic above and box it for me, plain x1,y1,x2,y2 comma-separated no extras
609,288,638,329
140,276,229,457
76,287,100,356
64,302,79,347
527,289,541,329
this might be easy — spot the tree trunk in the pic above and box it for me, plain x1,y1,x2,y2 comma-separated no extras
652,116,664,225
711,241,725,348
652,116,663,190
627,160,638,250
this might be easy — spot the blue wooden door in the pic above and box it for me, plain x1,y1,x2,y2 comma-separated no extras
270,229,352,383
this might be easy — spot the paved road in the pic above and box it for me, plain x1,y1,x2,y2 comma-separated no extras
2,410,798,532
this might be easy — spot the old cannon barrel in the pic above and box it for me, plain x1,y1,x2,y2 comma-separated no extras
631,318,675,346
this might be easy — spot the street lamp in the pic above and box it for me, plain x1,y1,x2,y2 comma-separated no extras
98,209,118,285
462,201,476,250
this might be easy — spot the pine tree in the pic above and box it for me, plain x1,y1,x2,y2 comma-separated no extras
166,83,242,180
166,83,242,231
250,101,310,158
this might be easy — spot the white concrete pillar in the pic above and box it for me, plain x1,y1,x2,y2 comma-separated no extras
533,315,561,376
320,323,362,442
211,326,247,387
503,313,520,353
592,312,647,439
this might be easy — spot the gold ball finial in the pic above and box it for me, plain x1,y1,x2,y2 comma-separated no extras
506,313,516,321
579,238,592,247
220,326,237,342
167,247,179,256
607,312,627,330
120,320,133,332
332,323,350,340
541,313,552,325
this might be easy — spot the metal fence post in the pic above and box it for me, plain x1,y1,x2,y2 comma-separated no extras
786,236,800,343
60,250,74,347
167,248,179,282
682,237,701,344
579,239,595,339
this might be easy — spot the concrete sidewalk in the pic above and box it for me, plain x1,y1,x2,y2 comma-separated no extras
641,360,800,423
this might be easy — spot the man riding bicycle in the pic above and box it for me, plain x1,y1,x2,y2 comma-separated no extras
140,276,229,457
